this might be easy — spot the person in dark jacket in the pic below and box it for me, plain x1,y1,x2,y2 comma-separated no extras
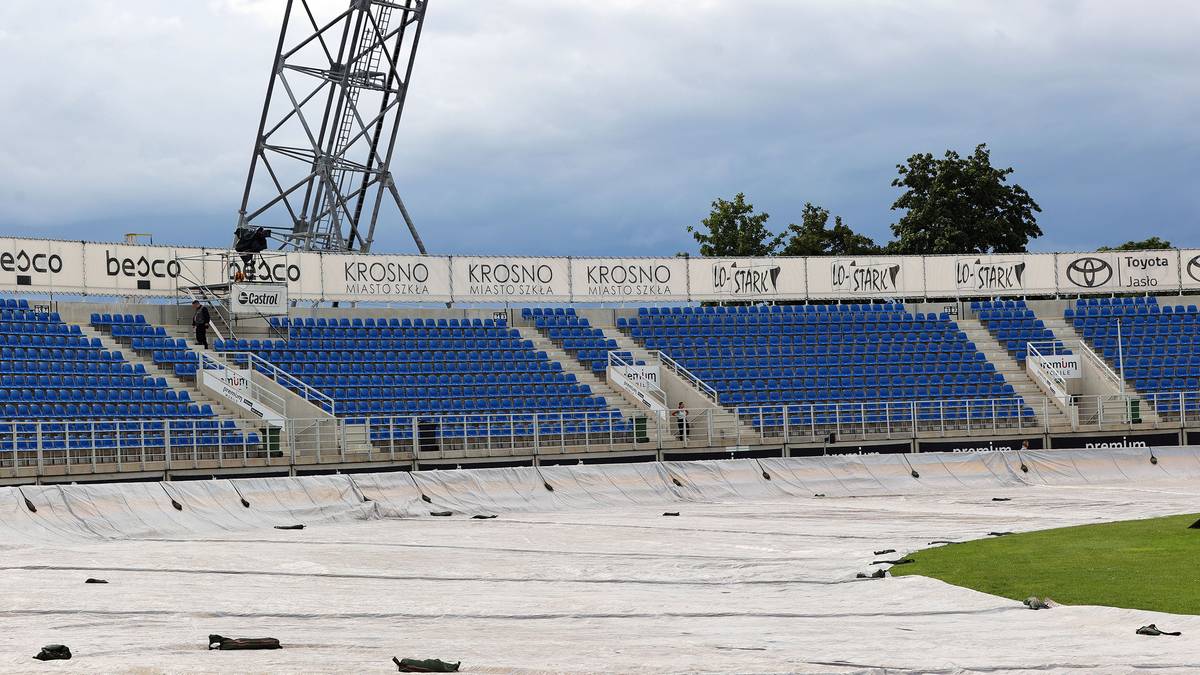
192,300,211,348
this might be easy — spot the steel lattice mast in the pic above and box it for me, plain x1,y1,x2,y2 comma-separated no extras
236,0,429,254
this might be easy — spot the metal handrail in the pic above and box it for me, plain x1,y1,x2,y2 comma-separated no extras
656,351,720,402
219,351,337,415
1026,341,1071,405
1076,338,1125,390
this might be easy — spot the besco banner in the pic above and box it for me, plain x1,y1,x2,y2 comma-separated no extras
1056,251,1179,293
687,257,806,301
0,238,85,294
230,283,288,315
571,258,688,302
322,253,451,303
450,256,571,301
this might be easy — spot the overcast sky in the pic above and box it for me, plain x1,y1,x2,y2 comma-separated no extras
0,0,1196,256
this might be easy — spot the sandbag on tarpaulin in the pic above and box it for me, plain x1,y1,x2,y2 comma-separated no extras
908,451,1029,491
345,472,429,518
757,456,847,496
763,454,900,496
1023,448,1156,485
411,466,569,515
663,459,796,501
537,462,684,508
226,475,374,524
1144,446,1200,479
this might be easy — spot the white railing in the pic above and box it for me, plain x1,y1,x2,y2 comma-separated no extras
220,351,336,414
0,416,274,472
198,351,289,417
655,351,720,403
3,385,1198,479
607,350,668,417
1076,338,1126,391
1026,341,1073,409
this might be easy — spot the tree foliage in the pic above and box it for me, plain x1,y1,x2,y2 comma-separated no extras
687,193,781,257
779,203,881,256
1098,237,1173,251
888,144,1042,255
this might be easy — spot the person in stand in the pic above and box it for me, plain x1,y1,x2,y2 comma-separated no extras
192,300,211,349
674,402,687,440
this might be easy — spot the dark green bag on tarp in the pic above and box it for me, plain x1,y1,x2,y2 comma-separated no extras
393,656,461,672
208,634,282,650
33,644,72,661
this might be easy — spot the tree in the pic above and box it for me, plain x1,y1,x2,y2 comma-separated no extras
688,193,781,257
1098,237,1173,251
888,144,1042,254
779,203,881,256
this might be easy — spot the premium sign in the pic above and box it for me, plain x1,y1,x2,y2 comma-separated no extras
1049,431,1180,449
201,367,286,427
917,437,1043,453
608,363,667,419
230,283,289,315
1031,353,1081,380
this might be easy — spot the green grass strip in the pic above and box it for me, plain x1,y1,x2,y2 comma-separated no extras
892,513,1200,615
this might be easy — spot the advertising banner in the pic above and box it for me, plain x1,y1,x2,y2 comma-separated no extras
608,363,667,419
201,367,286,427
1178,249,1200,292
809,256,924,298
230,283,289,315
321,253,451,303
923,253,1057,297
687,257,806,301
570,258,688,302
1056,250,1179,294
1030,353,1081,379
0,237,1196,304
917,436,1043,453
1048,431,1181,449
449,256,571,302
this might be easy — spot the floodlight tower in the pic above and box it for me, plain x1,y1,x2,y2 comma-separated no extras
235,0,429,254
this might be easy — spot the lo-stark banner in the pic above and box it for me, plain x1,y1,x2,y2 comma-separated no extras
0,238,1196,304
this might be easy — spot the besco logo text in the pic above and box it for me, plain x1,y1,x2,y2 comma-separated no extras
106,250,180,278
230,259,301,283
0,250,63,274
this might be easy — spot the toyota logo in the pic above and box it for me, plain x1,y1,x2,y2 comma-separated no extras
1065,257,1113,288
1188,255,1200,284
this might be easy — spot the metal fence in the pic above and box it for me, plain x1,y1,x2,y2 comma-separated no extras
7,389,1200,478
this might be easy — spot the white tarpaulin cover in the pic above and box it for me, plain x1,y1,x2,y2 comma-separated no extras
1,448,1199,672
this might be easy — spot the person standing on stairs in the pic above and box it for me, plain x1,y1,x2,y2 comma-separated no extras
192,300,211,349
674,402,687,440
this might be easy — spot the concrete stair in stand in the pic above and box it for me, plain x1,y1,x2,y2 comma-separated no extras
954,316,1074,431
79,323,246,426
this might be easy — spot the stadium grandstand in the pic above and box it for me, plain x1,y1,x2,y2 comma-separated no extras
6,247,1200,483
3,2,1198,672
